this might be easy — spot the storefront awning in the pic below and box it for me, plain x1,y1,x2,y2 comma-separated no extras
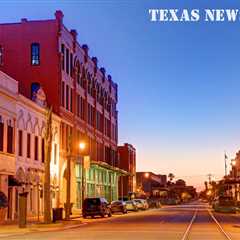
91,161,130,176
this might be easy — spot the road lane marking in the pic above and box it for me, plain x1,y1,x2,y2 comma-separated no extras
208,209,232,240
180,210,198,240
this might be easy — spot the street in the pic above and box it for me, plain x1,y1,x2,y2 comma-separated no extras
4,201,240,240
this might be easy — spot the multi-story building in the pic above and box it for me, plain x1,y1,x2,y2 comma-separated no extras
118,143,136,198
0,10,121,209
0,70,61,220
0,71,17,219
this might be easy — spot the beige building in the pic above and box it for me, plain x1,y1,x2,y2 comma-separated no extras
0,70,62,220
0,71,17,219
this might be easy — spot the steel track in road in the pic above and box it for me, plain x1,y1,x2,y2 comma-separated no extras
180,207,233,240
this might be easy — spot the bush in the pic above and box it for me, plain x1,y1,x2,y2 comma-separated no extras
0,191,8,208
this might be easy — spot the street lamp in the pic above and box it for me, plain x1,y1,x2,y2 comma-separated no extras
231,159,236,166
231,159,237,178
79,142,86,151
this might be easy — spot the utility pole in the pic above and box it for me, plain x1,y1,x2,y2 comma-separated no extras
44,107,52,224
224,152,228,177
207,174,213,183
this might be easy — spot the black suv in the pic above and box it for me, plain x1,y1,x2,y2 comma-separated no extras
82,197,112,218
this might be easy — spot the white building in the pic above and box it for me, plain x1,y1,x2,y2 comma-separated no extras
0,71,17,219
0,71,61,220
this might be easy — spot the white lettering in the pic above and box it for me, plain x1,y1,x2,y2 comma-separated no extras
159,9,169,21
216,9,225,21
225,9,239,21
169,9,179,21
149,9,159,22
191,9,200,21
180,9,190,21
205,9,215,21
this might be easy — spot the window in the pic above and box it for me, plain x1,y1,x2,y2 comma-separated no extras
18,130,23,156
54,143,57,164
0,45,3,65
88,103,91,125
0,120,3,151
41,138,45,163
70,53,73,77
27,133,31,158
76,65,80,84
34,136,38,160
61,44,65,70
31,43,40,65
66,85,69,110
80,97,85,120
66,48,69,74
7,125,13,154
70,88,73,112
91,106,95,127
61,81,65,107
77,95,80,117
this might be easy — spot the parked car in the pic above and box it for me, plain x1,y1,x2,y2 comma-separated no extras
125,200,138,212
212,196,238,213
82,197,112,218
147,199,162,208
165,198,180,205
111,200,127,214
142,199,149,210
133,199,147,210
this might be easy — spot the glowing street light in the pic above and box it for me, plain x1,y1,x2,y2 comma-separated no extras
231,159,236,166
79,142,86,151
79,140,87,209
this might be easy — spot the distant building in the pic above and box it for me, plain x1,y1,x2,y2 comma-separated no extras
118,143,136,198
136,172,167,197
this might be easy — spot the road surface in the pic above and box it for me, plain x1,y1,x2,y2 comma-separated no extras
6,201,240,240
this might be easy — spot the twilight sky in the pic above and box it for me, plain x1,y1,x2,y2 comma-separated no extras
1,0,240,189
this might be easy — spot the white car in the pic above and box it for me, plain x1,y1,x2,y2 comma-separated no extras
134,199,149,210
125,200,138,211
133,199,145,210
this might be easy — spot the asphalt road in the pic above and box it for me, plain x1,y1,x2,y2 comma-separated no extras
6,201,240,240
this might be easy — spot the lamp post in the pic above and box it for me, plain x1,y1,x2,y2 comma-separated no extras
79,141,87,209
141,172,149,196
231,159,237,178
231,159,237,202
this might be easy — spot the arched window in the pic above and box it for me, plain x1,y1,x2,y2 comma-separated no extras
31,43,40,65
76,62,80,84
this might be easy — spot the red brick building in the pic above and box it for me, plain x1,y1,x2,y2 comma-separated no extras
136,172,167,197
118,144,136,198
0,11,121,208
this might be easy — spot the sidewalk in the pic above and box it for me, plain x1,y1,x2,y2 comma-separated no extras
0,214,84,238
0,209,156,238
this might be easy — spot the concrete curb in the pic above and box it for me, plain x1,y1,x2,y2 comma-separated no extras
0,222,87,239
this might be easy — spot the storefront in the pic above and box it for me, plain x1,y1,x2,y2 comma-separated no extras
75,162,126,208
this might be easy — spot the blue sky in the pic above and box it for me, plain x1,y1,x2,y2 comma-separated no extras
1,0,240,188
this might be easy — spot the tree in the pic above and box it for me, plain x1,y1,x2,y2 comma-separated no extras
168,173,175,182
176,179,186,186
204,181,208,191
44,107,53,223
